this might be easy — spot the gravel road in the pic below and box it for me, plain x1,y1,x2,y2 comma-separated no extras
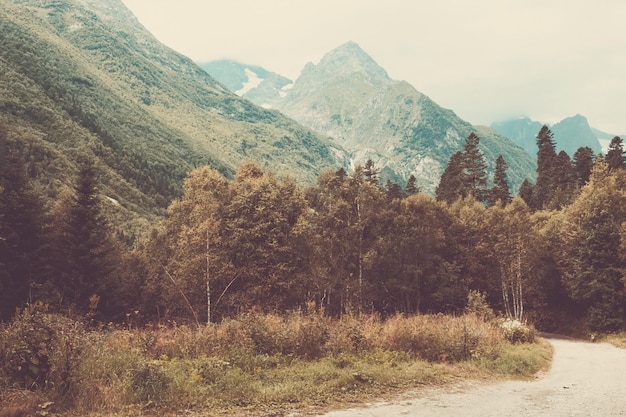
318,338,626,416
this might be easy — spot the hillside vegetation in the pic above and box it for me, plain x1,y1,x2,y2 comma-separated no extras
0,0,341,234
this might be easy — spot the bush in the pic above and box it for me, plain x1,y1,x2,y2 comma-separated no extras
501,319,536,343
0,305,85,395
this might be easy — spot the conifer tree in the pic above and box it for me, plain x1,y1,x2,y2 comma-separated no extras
0,142,47,319
573,146,595,187
488,155,511,207
534,125,558,210
404,174,419,196
518,179,534,208
54,159,119,314
605,136,625,171
461,132,488,203
436,151,465,204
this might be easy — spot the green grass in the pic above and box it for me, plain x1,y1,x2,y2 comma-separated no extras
0,311,552,417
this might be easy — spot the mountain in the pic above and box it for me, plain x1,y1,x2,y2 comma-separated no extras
0,0,342,234
552,115,603,155
272,42,535,193
492,115,605,157
199,60,293,109
490,118,544,157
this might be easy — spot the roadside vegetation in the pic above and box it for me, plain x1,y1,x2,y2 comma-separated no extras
0,298,548,417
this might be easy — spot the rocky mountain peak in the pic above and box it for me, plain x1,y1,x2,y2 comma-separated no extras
301,41,391,85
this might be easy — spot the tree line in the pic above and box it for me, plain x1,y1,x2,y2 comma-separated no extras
2,126,626,332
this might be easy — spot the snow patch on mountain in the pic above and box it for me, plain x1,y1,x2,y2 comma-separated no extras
235,69,263,96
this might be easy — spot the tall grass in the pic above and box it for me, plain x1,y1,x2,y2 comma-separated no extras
0,308,548,416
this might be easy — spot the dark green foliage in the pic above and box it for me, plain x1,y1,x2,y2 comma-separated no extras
0,135,49,320
533,125,558,210
436,151,465,204
405,174,419,196
52,160,121,314
517,179,534,207
573,146,595,186
436,133,488,204
605,136,625,171
488,155,511,207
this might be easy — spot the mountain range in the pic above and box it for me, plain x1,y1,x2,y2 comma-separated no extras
0,0,341,233
491,115,615,157
204,42,536,193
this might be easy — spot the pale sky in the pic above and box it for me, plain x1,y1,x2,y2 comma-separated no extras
121,0,626,134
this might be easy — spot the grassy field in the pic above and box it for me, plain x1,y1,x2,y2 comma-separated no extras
0,307,551,417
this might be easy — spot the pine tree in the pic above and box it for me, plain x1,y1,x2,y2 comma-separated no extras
605,136,625,171
363,159,380,185
573,146,595,187
0,142,48,320
488,155,511,207
436,151,465,204
385,180,403,201
461,132,488,203
54,159,119,314
534,125,557,210
404,174,419,196
518,179,534,208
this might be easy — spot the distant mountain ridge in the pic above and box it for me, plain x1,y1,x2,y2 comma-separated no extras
492,115,613,157
205,42,535,193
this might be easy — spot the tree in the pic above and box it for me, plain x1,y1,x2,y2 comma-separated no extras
404,174,419,196
489,198,535,321
363,159,380,185
385,180,403,202
436,151,465,204
605,136,625,171
436,133,488,204
573,146,595,187
223,163,311,313
161,166,229,323
461,132,489,203
518,179,534,208
0,141,48,320
53,159,120,315
488,155,511,207
559,162,626,331
533,125,558,210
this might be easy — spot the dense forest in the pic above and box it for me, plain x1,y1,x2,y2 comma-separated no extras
2,125,626,334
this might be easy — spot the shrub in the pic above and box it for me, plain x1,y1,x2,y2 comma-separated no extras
0,305,85,396
501,319,536,343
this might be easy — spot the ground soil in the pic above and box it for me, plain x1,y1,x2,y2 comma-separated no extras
317,337,626,416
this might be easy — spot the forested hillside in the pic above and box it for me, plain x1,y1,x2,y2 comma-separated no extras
0,0,342,237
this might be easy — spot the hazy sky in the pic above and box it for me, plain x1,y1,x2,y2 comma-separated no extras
121,0,626,133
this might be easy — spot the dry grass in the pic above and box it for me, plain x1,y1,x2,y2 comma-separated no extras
0,310,550,416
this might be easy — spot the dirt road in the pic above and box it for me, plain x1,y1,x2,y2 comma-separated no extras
318,338,626,416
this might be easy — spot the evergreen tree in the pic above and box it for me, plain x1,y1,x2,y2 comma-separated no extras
54,160,119,314
551,150,578,209
461,132,488,203
0,142,48,320
605,136,625,171
385,180,403,201
573,146,595,187
404,174,419,196
488,155,511,207
518,179,534,208
436,151,465,204
363,159,380,185
534,125,557,210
